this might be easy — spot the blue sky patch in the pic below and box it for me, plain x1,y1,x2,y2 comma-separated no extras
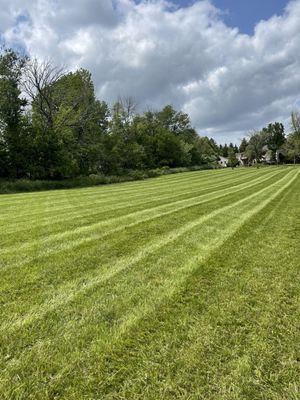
172,0,289,34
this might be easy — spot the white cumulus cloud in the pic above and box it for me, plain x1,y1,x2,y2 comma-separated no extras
1,0,300,143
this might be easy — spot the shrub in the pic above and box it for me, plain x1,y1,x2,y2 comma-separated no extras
0,164,219,194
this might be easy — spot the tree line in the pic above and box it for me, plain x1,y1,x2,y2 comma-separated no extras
208,117,300,168
0,49,219,179
236,119,300,166
1,48,300,180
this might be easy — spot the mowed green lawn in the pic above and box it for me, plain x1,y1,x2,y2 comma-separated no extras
0,166,300,400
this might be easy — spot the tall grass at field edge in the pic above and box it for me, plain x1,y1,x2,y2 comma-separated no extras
0,165,218,194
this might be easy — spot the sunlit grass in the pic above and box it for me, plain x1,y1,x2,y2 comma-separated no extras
0,166,299,399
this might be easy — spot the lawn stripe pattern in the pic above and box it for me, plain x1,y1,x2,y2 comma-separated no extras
1,168,295,331
0,166,299,400
0,167,284,258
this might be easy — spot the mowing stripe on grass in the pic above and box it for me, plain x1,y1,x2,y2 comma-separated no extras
0,167,299,400
0,168,258,222
0,169,263,236
0,168,296,334
0,168,286,264
0,168,298,400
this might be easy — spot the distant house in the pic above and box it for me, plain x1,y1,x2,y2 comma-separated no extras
218,156,228,167
236,153,248,166
218,153,248,167
261,145,281,164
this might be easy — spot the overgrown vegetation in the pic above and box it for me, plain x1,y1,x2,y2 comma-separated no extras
0,167,299,399
0,165,215,194
0,48,219,180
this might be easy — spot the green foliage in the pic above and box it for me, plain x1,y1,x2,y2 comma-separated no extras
227,147,238,167
0,58,219,179
283,133,300,163
1,48,299,181
0,48,28,177
242,119,296,166
221,143,229,157
283,112,300,163
30,68,110,178
239,137,248,153
191,136,217,164
0,165,217,194
245,131,266,164
262,122,285,152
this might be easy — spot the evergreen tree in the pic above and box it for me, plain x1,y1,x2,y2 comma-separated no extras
239,138,248,153
0,48,28,177
228,148,238,168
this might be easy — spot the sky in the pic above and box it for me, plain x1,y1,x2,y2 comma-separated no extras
1,0,300,143
173,0,289,34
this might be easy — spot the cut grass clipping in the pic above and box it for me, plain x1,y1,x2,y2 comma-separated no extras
0,166,299,399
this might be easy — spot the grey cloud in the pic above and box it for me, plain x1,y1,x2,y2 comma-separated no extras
49,0,118,32
1,0,300,143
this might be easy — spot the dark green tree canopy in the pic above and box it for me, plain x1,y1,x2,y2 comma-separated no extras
0,48,299,180
227,148,238,168
0,48,29,177
262,122,285,152
239,138,248,153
